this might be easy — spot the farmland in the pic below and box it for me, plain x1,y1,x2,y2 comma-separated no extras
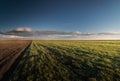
0,40,31,80
2,40,120,81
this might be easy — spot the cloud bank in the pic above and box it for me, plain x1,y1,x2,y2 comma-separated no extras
0,27,120,40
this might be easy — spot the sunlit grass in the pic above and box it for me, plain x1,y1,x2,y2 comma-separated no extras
8,40,120,81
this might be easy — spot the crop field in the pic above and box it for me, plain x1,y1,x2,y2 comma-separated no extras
0,40,31,80
1,40,120,81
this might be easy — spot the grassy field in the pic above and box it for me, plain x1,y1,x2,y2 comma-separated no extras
3,40,119,81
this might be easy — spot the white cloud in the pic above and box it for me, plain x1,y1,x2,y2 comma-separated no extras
74,31,81,34
5,35,25,39
15,27,32,32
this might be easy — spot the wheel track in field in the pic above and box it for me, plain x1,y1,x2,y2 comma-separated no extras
0,47,23,69
0,40,32,81
38,43,81,80
36,43,73,80
0,44,26,62
8,41,41,81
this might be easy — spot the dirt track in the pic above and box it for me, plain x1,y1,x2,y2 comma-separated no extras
0,40,31,80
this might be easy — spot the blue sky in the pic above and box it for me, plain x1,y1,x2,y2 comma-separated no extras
0,0,120,33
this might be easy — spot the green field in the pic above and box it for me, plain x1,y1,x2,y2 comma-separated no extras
7,40,120,81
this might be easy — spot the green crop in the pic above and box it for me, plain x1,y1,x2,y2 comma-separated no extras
8,40,120,81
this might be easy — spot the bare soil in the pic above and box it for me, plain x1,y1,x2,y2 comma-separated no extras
0,40,31,80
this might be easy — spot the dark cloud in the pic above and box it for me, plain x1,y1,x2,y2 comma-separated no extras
0,27,81,36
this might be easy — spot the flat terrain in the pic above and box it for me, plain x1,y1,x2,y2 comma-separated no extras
4,40,120,81
0,40,31,80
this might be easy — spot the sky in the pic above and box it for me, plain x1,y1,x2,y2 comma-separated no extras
0,0,120,40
